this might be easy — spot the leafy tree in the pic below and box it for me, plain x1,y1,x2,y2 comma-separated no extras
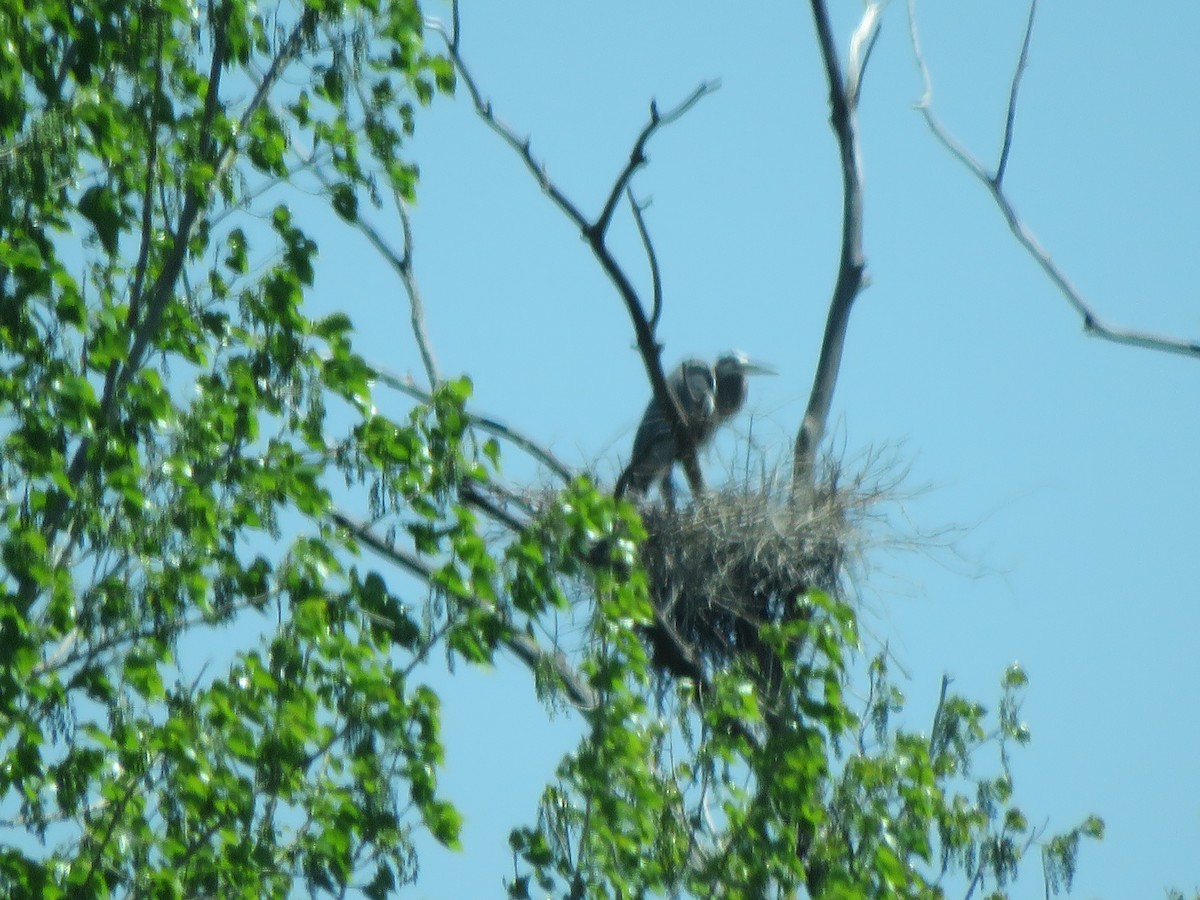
0,0,1104,897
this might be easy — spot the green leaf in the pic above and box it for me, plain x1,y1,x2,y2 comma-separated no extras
77,185,124,254
330,182,358,221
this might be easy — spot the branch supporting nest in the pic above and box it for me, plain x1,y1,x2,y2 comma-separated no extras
792,1,879,504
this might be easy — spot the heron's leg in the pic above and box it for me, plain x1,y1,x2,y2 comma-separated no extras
660,471,678,510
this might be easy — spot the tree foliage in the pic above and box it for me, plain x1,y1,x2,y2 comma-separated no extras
0,0,1102,897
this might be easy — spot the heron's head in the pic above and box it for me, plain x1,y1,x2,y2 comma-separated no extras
713,351,776,417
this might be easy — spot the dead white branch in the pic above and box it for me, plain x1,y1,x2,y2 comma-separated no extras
793,1,880,502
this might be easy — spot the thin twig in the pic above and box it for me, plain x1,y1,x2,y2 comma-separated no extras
337,54,442,390
592,84,719,242
627,189,663,330
432,13,590,231
126,17,166,333
996,0,1038,188
928,673,951,756
393,198,441,388
963,859,986,900
847,2,884,109
309,160,441,389
459,481,528,532
908,0,1200,361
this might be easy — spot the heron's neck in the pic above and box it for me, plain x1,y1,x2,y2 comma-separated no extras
715,373,746,417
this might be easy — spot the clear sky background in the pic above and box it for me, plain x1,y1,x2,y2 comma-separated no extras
295,2,1200,896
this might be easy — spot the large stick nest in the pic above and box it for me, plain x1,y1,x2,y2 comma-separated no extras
635,460,885,685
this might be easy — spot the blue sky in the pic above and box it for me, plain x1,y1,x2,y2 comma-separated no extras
298,2,1200,896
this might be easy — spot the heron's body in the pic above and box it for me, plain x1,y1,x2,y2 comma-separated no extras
615,358,715,499
616,351,774,501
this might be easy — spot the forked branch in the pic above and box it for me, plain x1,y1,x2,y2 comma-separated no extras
792,1,881,502
627,189,664,331
431,4,720,494
908,0,1200,361
311,160,442,390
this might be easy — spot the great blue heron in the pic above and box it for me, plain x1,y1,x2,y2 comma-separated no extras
615,351,775,501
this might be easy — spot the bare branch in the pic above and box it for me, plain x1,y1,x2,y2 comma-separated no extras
793,0,870,501
592,83,720,241
333,54,443,390
430,14,719,493
996,0,1038,187
908,0,1200,361
429,17,590,232
393,199,441,388
310,160,441,389
330,508,597,709
627,189,663,330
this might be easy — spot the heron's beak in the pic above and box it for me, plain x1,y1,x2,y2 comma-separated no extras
741,360,777,376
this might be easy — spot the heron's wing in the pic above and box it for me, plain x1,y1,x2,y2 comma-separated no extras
619,359,717,498
625,395,675,488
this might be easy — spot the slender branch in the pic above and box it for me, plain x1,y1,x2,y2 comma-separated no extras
431,12,719,493
34,596,267,678
962,859,986,900
448,0,463,54
996,0,1038,187
459,481,528,532
432,15,590,232
338,51,441,389
108,4,230,401
80,11,304,460
908,0,1200,361
627,189,664,330
301,618,457,771
79,753,161,895
36,9,320,589
310,162,441,389
126,16,166,332
793,0,872,500
393,198,441,388
33,6,232,601
330,508,597,709
116,7,318,404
